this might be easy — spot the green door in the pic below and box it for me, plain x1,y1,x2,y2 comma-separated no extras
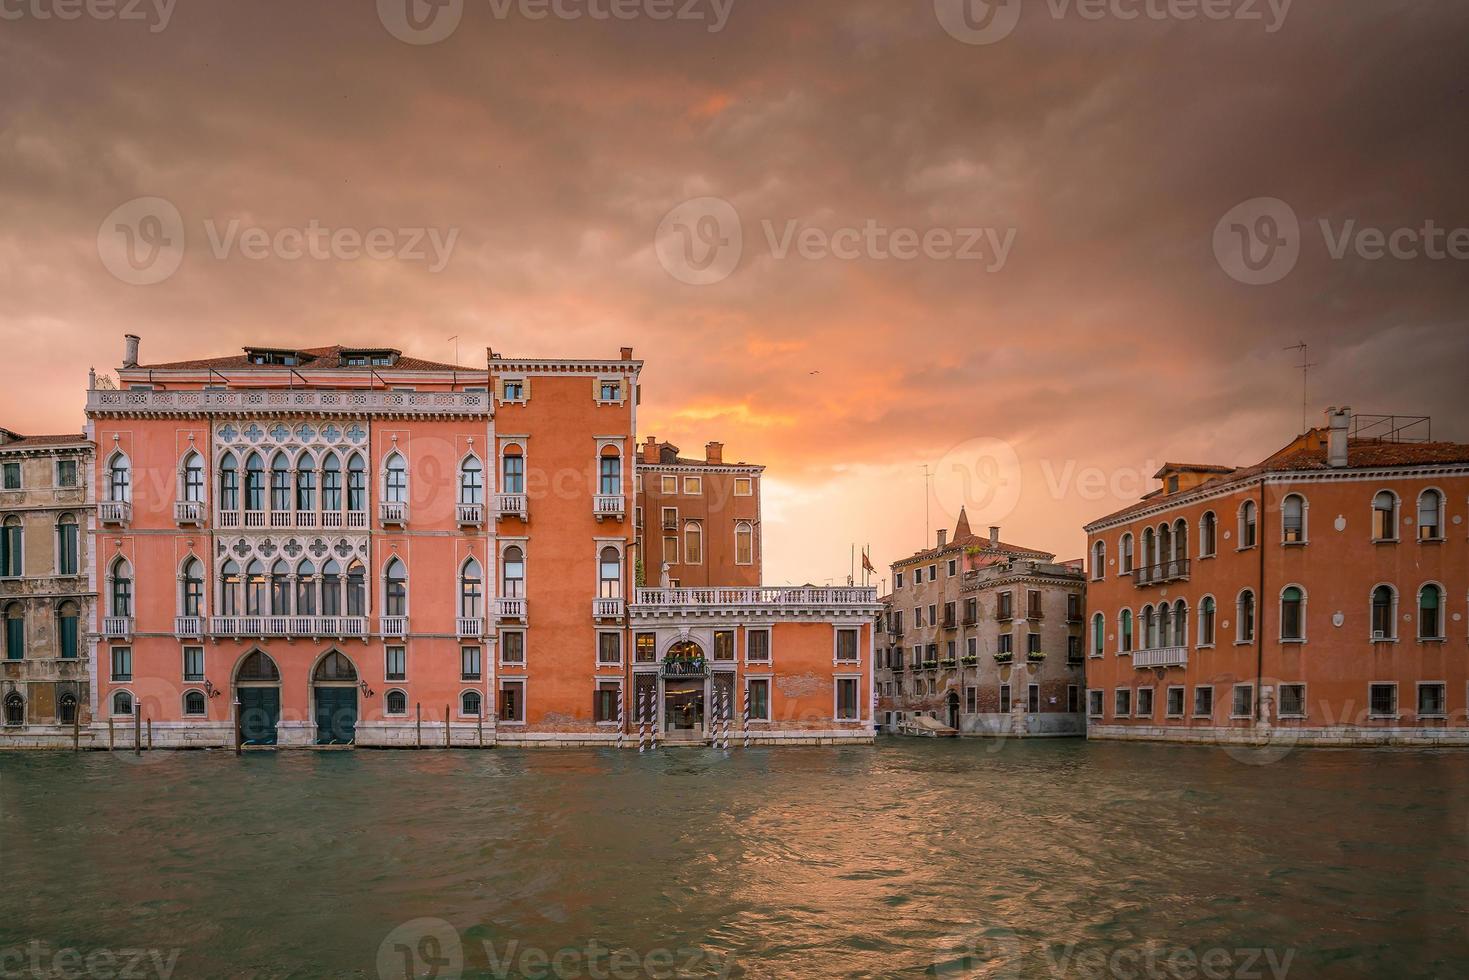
238,687,280,745
314,687,357,745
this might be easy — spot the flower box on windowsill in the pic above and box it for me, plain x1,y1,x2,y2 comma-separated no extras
921,660,938,670
1027,651,1047,662
939,659,957,669
994,653,1013,664
960,656,979,667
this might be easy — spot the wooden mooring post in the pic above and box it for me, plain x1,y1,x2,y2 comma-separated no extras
147,717,154,750
444,705,450,748
415,702,422,748
72,709,80,751
133,710,141,757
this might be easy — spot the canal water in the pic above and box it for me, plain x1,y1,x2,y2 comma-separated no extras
2,740,1465,978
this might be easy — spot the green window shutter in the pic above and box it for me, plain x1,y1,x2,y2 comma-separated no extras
60,616,78,659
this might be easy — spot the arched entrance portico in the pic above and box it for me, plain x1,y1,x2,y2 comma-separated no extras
662,639,706,741
312,651,358,745
234,650,281,746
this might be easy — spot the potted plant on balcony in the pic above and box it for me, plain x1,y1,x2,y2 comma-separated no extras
661,649,706,676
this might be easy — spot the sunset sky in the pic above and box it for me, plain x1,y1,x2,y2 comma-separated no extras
3,1,1466,586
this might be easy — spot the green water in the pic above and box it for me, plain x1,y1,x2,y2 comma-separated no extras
2,740,1465,978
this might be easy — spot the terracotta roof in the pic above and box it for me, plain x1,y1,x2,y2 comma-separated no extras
136,345,481,373
0,433,88,450
1091,431,1469,527
1153,462,1236,478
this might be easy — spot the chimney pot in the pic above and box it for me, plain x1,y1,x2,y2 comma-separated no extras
1326,407,1351,468
123,334,140,369
936,529,947,549
620,346,634,361
705,441,723,464
989,526,1000,546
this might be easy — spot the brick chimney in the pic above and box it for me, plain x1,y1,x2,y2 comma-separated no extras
620,346,635,361
642,436,660,464
705,441,723,464
989,526,1000,546
936,529,947,549
123,334,140,368
1326,407,1351,468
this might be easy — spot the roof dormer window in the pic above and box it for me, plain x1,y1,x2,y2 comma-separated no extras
244,348,301,366
339,349,400,368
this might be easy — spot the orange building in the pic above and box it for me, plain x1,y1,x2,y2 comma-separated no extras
82,335,875,749
634,437,762,588
1083,409,1469,746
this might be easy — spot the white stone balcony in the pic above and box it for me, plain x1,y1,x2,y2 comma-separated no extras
219,509,366,530
593,597,625,620
1133,646,1189,669
86,386,492,418
634,587,879,608
103,616,134,639
174,500,205,525
99,501,132,525
380,616,409,639
174,616,204,638
494,598,526,622
594,494,625,521
456,617,485,639
457,503,485,526
209,616,369,639
495,493,527,521
379,501,409,525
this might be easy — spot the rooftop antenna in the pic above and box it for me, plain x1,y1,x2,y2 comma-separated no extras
448,335,460,366
1284,342,1316,433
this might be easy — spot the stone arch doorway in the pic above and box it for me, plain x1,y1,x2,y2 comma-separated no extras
234,650,281,746
312,650,358,745
662,639,706,741
946,689,960,731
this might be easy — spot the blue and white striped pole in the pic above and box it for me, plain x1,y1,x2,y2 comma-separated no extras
617,685,625,751
638,688,648,753
742,685,750,749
